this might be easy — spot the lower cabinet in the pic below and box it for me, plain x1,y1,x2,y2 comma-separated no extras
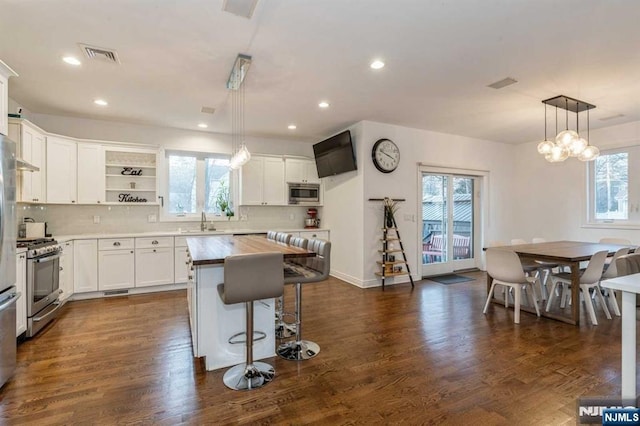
98,238,135,290
174,236,189,284
16,252,27,336
74,239,98,293
59,241,74,302
298,230,330,241
135,237,174,287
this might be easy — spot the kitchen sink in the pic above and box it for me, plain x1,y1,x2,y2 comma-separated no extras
179,229,224,234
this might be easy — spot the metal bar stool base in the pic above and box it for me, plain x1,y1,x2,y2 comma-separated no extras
222,362,275,391
277,340,320,360
275,321,297,339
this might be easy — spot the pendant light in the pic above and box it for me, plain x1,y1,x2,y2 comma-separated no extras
227,54,252,169
539,95,599,163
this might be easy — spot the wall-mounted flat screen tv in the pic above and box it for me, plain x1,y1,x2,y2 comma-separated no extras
312,130,357,178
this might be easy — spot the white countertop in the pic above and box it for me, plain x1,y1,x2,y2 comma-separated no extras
54,228,329,242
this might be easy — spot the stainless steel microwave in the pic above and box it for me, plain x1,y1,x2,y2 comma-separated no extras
288,183,320,205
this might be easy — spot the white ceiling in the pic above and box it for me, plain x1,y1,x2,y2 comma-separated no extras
2,0,640,144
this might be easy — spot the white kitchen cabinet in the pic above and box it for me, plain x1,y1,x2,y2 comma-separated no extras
98,238,135,290
73,239,98,293
0,60,17,137
77,143,105,204
135,237,174,287
46,136,77,204
59,241,74,302
15,252,27,336
8,119,46,203
285,158,320,184
298,230,330,241
174,236,189,284
239,156,285,206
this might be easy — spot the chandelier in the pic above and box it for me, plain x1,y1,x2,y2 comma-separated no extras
537,95,599,162
227,54,252,169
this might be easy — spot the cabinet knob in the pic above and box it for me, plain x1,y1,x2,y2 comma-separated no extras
97,201,101,204
60,266,63,271
113,242,121,246
130,251,134,253
153,249,156,253
152,240,159,245
72,200,76,203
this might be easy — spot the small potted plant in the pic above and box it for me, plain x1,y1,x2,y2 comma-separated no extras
215,181,233,220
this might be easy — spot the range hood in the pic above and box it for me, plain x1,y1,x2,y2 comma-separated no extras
16,158,39,172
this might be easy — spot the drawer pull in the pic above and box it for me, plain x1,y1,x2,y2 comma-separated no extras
152,240,159,245
113,242,121,247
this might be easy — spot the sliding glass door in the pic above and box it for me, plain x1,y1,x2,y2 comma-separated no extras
421,172,478,276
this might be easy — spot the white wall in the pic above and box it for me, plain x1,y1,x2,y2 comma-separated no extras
513,120,640,243
324,120,517,288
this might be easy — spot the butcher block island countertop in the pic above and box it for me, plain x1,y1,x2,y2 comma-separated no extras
184,234,316,371
187,234,314,266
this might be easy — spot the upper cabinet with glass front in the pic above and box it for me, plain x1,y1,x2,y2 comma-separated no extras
105,148,158,204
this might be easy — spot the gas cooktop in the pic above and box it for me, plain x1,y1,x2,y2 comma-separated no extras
17,237,57,249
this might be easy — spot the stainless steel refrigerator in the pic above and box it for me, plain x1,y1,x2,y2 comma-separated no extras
0,134,18,389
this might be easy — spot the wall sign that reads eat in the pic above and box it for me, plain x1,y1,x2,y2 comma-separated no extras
121,167,143,176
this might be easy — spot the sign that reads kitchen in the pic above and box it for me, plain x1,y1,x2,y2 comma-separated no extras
118,193,148,203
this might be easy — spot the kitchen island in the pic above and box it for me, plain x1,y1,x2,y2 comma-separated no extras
186,235,314,371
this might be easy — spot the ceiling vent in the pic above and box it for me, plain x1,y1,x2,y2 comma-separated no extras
79,43,120,64
487,77,518,89
222,0,259,19
201,106,216,114
599,113,625,121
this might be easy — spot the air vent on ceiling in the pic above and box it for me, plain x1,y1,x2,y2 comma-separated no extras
79,43,120,64
487,77,518,89
201,106,216,114
222,0,259,19
599,113,625,121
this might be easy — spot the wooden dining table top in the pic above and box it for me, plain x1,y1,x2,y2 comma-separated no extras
485,240,633,263
187,234,315,266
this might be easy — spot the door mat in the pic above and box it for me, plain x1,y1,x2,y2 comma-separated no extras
425,274,474,285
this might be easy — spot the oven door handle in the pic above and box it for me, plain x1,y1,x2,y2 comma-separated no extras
33,253,61,263
0,291,19,313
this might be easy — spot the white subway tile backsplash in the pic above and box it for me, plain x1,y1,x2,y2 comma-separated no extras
17,203,319,236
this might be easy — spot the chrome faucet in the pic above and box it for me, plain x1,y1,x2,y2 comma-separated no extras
200,211,207,231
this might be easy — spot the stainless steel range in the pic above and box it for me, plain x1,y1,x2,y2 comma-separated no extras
18,238,62,337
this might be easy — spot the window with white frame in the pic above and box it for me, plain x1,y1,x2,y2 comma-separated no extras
164,151,234,219
587,148,631,223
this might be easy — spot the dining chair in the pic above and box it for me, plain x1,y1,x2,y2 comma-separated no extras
275,232,292,245
545,250,609,325
510,239,543,301
598,247,630,316
483,249,540,324
529,237,561,299
267,230,278,241
217,252,284,390
599,237,632,245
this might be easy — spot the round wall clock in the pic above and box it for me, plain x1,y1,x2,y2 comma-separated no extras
371,138,400,173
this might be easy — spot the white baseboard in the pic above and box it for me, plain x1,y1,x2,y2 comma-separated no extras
70,283,187,301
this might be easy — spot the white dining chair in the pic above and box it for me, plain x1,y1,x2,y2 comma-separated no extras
599,237,632,245
598,247,629,316
529,237,561,299
545,250,609,325
510,239,543,301
483,249,540,324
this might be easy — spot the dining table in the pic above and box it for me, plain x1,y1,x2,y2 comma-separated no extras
485,240,632,325
186,234,316,371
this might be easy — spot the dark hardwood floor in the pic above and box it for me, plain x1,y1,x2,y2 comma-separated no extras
0,272,631,425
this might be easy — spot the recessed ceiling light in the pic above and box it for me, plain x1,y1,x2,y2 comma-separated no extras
318,101,330,108
370,60,385,70
288,124,297,130
94,99,108,106
198,123,208,129
63,56,81,66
